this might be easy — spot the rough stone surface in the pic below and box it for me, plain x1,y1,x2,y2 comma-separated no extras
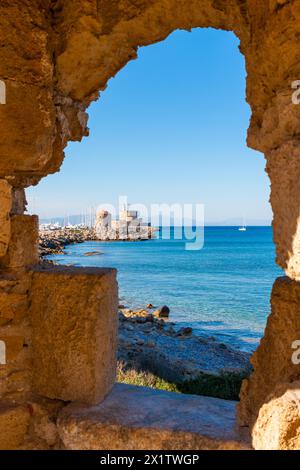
0,1,56,178
0,322,33,402
0,403,30,450
11,188,27,215
0,180,12,258
29,265,118,404
238,277,300,429
58,383,250,450
266,142,300,278
21,398,65,450
252,381,300,450
0,270,33,402
153,305,170,318
0,292,28,326
0,215,39,269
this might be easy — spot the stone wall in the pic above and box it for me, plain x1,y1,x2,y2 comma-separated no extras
0,0,300,449
238,278,300,426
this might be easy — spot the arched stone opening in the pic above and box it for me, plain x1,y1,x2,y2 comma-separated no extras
30,24,271,397
1,0,300,450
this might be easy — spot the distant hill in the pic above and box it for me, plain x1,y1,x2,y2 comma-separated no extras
39,214,271,227
40,214,94,226
205,217,272,227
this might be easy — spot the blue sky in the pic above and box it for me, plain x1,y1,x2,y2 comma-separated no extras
27,28,272,225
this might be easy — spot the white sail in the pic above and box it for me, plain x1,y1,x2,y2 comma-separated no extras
238,217,247,231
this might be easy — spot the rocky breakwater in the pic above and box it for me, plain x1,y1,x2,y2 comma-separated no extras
39,229,95,256
118,306,252,400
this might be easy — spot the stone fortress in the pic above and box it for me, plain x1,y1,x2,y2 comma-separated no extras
95,207,155,241
0,0,300,450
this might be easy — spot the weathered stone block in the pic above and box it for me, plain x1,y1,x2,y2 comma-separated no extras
0,403,30,450
0,215,39,268
266,141,300,280
0,270,32,296
0,180,12,258
0,81,56,177
58,384,250,450
29,266,118,404
0,335,25,362
0,271,32,401
0,292,28,325
0,320,33,401
0,366,32,402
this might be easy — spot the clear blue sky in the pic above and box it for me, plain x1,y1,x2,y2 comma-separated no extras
27,28,272,225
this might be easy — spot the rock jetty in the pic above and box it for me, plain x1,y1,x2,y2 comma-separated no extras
39,228,95,256
39,222,156,257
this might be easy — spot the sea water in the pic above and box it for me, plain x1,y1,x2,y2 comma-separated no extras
47,226,282,352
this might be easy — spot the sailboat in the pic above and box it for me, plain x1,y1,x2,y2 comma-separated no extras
238,217,247,232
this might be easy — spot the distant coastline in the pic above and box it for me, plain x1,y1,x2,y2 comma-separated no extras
39,212,272,229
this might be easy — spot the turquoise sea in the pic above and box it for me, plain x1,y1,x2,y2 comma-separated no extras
47,227,282,353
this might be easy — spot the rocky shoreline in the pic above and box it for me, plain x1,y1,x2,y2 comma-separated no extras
39,228,94,257
118,305,252,400
39,228,154,257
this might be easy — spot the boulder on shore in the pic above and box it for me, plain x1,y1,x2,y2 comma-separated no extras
153,305,170,318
